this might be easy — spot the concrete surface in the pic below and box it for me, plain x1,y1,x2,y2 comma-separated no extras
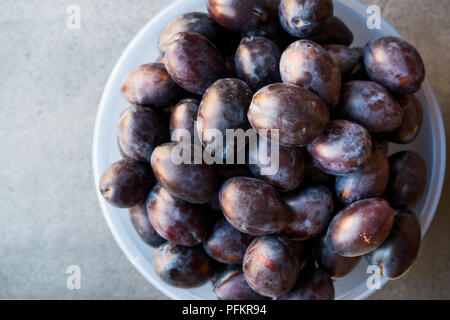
0,0,448,300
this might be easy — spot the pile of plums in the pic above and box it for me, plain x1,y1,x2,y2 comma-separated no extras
100,0,427,300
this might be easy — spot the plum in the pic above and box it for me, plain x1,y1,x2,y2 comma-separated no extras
385,151,427,208
121,63,183,108
243,236,304,297
364,36,425,94
326,198,395,257
153,242,213,288
248,83,330,147
235,36,282,91
338,81,403,133
366,209,421,279
204,217,255,264
207,0,269,32
248,136,305,192
197,78,252,157
307,120,372,175
169,98,200,143
164,32,226,95
150,142,218,204
214,267,269,300
387,94,423,144
99,159,153,208
306,16,353,46
335,148,390,204
147,184,209,247
282,186,334,240
118,105,169,163
324,45,361,76
279,0,333,38
280,40,341,107
129,201,165,247
314,234,361,279
158,12,223,53
219,177,289,236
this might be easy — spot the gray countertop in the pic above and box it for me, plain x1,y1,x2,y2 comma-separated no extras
0,0,449,299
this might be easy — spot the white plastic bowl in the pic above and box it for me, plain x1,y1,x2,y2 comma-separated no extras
93,0,446,300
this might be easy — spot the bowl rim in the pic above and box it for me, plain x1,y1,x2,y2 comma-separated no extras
92,0,446,300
